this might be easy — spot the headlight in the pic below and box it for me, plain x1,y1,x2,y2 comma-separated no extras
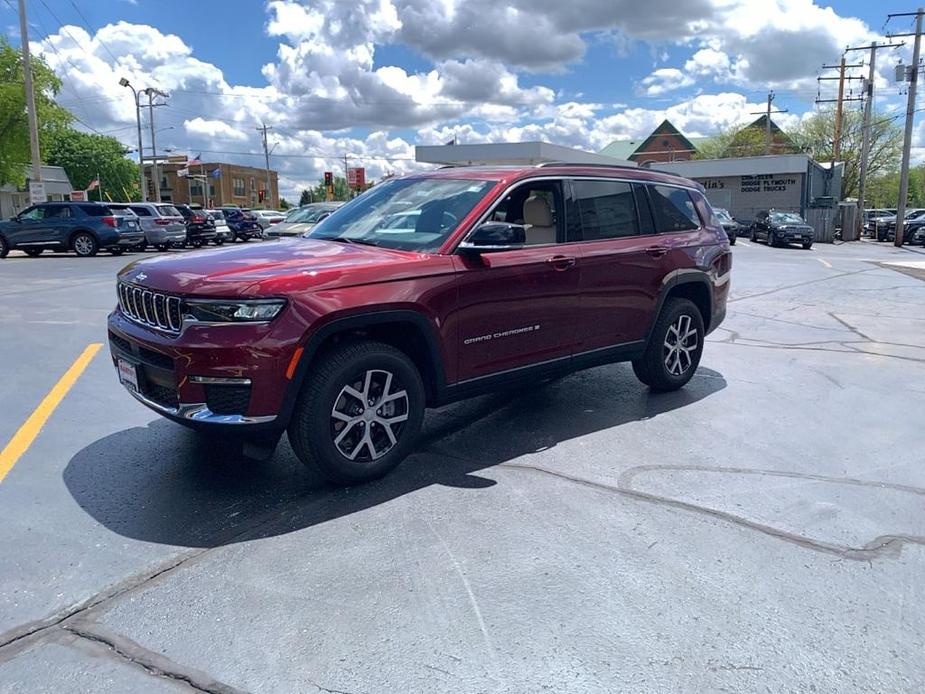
182,299,286,323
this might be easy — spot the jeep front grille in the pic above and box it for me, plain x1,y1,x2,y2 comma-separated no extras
118,282,182,333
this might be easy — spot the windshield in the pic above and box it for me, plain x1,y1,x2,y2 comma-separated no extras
770,212,805,224
288,207,335,223
308,178,496,251
714,209,733,223
905,209,925,219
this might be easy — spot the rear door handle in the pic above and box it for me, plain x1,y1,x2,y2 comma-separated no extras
545,255,576,270
645,246,669,258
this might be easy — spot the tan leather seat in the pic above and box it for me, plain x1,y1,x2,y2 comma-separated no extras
523,195,557,245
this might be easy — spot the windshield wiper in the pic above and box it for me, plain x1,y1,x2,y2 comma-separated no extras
326,237,380,247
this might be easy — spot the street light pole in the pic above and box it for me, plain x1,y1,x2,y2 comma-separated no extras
119,78,147,201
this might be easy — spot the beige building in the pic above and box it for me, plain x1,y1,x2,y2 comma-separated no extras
145,162,279,209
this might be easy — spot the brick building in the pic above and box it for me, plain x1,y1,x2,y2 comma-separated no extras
145,161,279,209
600,116,797,165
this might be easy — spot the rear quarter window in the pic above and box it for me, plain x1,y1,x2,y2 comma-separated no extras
79,205,113,216
129,206,152,216
649,185,701,233
157,205,181,217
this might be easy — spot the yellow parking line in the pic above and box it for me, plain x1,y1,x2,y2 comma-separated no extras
0,343,102,484
816,258,833,268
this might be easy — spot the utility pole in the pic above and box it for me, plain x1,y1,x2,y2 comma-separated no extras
817,59,865,160
344,153,350,200
119,78,147,201
144,88,168,203
256,123,273,208
891,8,924,248
844,41,902,235
750,91,788,155
17,0,42,201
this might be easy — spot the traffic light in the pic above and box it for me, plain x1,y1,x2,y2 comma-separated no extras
324,171,333,187
258,189,265,203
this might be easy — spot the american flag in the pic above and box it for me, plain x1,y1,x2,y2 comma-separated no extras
86,177,100,191
189,153,201,166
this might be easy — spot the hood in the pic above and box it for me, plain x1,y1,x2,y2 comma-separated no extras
269,222,315,235
117,238,440,297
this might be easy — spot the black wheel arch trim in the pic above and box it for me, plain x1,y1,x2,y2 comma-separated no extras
647,270,716,342
278,309,449,427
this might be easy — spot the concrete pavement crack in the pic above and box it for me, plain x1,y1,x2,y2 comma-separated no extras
419,448,925,563
728,268,877,303
306,679,360,694
62,619,247,694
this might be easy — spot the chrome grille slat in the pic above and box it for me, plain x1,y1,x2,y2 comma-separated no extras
118,281,182,335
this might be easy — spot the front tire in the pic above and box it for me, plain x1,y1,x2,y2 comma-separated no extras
110,248,124,256
632,298,705,392
155,244,169,252
802,242,813,250
72,232,98,257
287,341,425,485
0,235,8,259
749,227,757,242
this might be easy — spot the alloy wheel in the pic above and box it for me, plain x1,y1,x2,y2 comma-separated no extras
330,369,409,462
663,314,699,377
74,235,94,256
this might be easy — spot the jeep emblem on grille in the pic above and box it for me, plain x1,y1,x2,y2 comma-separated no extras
135,273,147,281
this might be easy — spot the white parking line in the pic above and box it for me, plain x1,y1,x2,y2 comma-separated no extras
737,240,751,247
816,258,833,268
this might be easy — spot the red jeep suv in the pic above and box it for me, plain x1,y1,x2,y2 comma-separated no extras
108,164,730,483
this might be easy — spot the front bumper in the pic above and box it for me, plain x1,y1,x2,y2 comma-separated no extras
107,308,306,428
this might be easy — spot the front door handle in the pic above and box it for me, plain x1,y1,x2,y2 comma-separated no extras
545,255,576,270
645,246,669,258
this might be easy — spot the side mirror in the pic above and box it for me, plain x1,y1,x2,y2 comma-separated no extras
458,222,526,253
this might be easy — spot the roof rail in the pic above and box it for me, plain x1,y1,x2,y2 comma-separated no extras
535,160,688,177
535,161,638,170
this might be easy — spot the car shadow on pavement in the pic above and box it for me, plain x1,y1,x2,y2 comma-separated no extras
62,364,726,549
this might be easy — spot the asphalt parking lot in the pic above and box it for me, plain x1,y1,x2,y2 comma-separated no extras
1,239,924,693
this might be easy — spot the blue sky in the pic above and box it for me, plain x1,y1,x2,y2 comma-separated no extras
1,0,916,199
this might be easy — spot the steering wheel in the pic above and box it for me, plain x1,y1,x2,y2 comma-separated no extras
441,211,458,229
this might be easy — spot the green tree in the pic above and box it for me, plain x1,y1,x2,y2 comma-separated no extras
312,175,350,202
786,108,902,200
43,127,139,201
694,126,768,160
0,37,72,187
279,197,291,210
298,189,313,206
866,165,925,208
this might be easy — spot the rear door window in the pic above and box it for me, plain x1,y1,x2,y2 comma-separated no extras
157,205,181,217
44,206,71,219
648,185,701,233
129,206,151,216
570,179,640,241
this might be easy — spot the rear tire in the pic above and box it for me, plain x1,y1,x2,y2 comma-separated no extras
72,232,98,257
287,341,425,485
155,244,169,252
110,248,124,255
802,242,813,250
24,248,43,257
632,298,705,392
749,227,757,242
0,236,8,259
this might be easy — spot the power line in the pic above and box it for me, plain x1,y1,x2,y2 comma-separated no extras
67,0,120,64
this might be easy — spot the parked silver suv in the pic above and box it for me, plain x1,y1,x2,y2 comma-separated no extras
109,203,186,251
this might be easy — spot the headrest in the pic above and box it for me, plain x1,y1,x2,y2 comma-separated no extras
523,195,553,227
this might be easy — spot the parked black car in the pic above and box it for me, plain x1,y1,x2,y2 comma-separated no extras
175,204,217,247
0,201,143,258
220,206,263,241
750,210,814,249
884,209,925,244
713,207,741,245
